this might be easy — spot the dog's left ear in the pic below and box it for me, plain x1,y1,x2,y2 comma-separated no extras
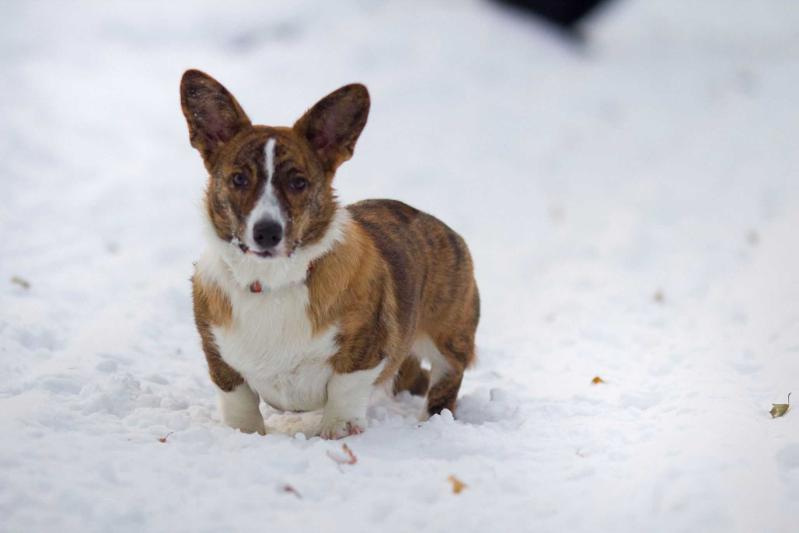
294,84,370,174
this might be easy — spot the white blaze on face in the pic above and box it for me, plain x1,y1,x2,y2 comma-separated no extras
244,137,286,253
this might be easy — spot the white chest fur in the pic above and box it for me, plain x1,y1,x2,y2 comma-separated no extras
196,253,339,413
195,208,352,412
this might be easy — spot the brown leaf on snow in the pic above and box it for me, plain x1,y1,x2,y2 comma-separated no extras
281,484,302,499
11,276,31,289
770,393,791,418
448,475,467,494
158,432,173,443
591,376,605,385
327,443,358,465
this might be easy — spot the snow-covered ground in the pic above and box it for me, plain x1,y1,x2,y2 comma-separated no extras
1,1,798,531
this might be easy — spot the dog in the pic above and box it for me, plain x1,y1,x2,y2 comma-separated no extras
180,70,479,438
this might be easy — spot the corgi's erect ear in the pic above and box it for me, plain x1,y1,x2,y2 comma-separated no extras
180,69,251,166
294,84,370,174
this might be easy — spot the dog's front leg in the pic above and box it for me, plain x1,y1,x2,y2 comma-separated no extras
194,277,266,435
218,382,265,435
200,330,265,435
319,362,384,439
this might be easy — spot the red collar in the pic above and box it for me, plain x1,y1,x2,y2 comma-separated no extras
249,262,316,294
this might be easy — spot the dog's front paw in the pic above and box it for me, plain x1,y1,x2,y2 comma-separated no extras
227,416,266,435
319,416,366,440
218,385,266,435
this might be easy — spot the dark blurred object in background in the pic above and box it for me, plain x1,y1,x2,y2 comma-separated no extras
493,0,612,31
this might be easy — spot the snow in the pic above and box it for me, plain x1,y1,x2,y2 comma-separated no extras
1,0,798,531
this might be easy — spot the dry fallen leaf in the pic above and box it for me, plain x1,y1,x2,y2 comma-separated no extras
653,290,665,303
448,475,467,494
770,393,791,418
157,432,174,443
11,276,31,290
326,443,358,465
591,376,605,385
281,484,302,499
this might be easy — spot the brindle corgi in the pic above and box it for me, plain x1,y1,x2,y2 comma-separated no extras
180,70,479,439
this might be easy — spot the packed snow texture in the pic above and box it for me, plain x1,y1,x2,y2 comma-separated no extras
1,1,798,532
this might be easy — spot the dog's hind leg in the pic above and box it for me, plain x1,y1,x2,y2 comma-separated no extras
412,334,473,417
393,356,430,396
428,334,474,417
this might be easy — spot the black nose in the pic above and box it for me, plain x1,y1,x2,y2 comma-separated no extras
252,219,283,248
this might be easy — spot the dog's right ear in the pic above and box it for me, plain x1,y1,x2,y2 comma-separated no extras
180,70,251,167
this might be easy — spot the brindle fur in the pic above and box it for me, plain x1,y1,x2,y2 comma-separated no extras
346,200,479,414
191,278,241,392
182,70,479,417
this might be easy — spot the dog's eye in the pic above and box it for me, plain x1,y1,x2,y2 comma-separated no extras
230,172,249,189
288,176,307,192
